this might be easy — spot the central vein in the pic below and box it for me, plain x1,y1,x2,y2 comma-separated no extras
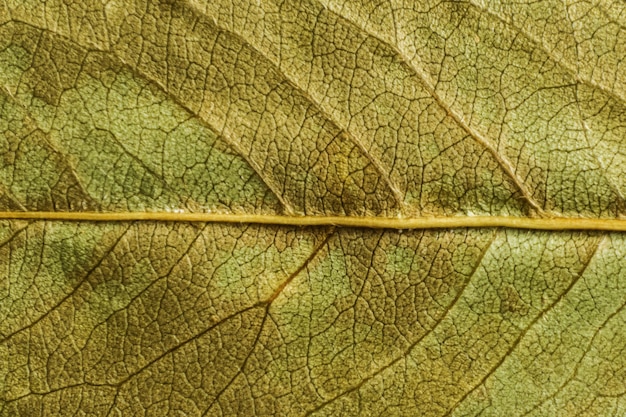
1,212,626,231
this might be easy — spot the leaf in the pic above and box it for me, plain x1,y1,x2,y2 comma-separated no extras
1,1,626,416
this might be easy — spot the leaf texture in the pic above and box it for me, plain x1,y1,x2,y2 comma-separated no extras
1,0,626,416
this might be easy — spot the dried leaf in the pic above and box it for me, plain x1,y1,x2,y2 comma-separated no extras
1,1,626,416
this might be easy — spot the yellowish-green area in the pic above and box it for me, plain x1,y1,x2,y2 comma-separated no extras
1,0,626,416
0,23,281,214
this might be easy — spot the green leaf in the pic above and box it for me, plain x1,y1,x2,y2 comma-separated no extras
1,0,626,416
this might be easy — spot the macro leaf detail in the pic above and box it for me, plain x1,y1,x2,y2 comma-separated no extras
1,0,626,416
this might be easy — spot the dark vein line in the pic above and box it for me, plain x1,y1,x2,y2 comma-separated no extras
308,0,547,216
304,228,499,416
101,304,264,416
0,49,96,209
202,230,334,416
521,280,626,416
573,84,626,212
0,223,132,344
6,223,209,410
1,19,293,215
269,229,335,303
115,57,295,216
468,0,626,105
103,229,335,416
95,223,215,414
2,382,116,405
184,1,406,211
444,234,605,417
199,306,270,417
0,220,30,250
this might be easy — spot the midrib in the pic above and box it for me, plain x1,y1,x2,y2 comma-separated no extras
2,211,626,231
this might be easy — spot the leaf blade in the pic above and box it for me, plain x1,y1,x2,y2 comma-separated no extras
2,1,626,416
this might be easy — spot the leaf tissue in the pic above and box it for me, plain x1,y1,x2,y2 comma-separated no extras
1,0,626,415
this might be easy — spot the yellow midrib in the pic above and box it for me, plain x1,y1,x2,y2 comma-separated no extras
2,211,626,231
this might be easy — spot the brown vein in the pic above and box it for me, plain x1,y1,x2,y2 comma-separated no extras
0,220,30,250
1,19,294,216
468,0,626,105
521,297,626,416
309,1,548,217
185,2,406,211
203,231,334,416
100,228,334,415
304,228,499,416
0,86,97,209
0,223,132,344
444,235,605,417
572,84,626,212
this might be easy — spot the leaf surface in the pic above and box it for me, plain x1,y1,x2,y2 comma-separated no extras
1,1,626,416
